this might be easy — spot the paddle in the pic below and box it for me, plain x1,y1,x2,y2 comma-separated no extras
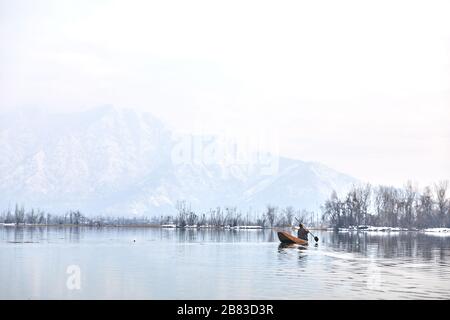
294,218,319,242
309,231,319,243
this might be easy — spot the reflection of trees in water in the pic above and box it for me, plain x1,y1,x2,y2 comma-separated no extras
267,231,274,243
176,229,197,242
2,226,277,244
23,226,47,243
14,227,24,243
171,229,271,243
3,226,15,241
3,226,85,243
51,225,82,243
327,231,450,261
3,227,448,264
4,226,44,243
66,227,81,242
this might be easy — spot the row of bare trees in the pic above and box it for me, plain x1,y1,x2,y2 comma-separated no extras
322,181,450,229
162,201,317,228
0,202,310,228
0,205,151,226
1,205,49,225
0,204,315,228
4,181,447,230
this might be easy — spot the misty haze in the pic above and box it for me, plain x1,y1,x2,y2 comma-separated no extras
1,0,449,302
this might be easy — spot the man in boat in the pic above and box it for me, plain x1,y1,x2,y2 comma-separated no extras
297,223,310,241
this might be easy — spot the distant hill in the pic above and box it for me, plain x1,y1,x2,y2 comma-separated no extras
0,106,358,216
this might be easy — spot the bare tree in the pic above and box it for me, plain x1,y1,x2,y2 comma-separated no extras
399,181,417,229
356,184,371,226
265,205,277,228
198,213,207,227
186,210,197,226
175,200,189,227
38,210,45,224
375,186,400,227
416,186,434,228
283,206,294,227
434,181,449,227
256,215,267,228
5,210,13,223
14,204,25,225
322,190,343,228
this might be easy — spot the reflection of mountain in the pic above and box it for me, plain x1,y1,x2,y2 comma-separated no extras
0,106,357,216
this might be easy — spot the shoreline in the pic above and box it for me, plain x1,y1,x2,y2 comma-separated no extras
1,223,449,234
0,223,270,229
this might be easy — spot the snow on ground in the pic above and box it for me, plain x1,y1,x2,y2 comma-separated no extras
329,226,450,235
422,228,450,236
423,228,450,233
333,226,413,232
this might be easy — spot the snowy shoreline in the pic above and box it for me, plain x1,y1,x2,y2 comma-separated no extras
1,222,449,235
329,225,450,235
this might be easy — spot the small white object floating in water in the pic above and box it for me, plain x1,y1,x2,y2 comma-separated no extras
161,224,177,228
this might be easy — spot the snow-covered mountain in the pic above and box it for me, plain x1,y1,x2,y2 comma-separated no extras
0,106,358,216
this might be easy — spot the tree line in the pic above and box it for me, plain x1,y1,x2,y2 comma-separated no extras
1,181,448,229
163,201,317,228
0,202,317,228
0,205,154,227
322,181,450,229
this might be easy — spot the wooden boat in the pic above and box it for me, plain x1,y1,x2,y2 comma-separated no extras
277,231,308,245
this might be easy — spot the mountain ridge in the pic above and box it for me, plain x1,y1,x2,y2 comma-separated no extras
0,106,358,216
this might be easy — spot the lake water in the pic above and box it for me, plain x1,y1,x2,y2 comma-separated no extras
1,226,450,300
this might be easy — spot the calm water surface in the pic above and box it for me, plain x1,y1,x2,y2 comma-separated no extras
1,226,449,299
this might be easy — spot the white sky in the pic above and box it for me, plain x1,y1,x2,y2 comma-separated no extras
1,0,449,186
